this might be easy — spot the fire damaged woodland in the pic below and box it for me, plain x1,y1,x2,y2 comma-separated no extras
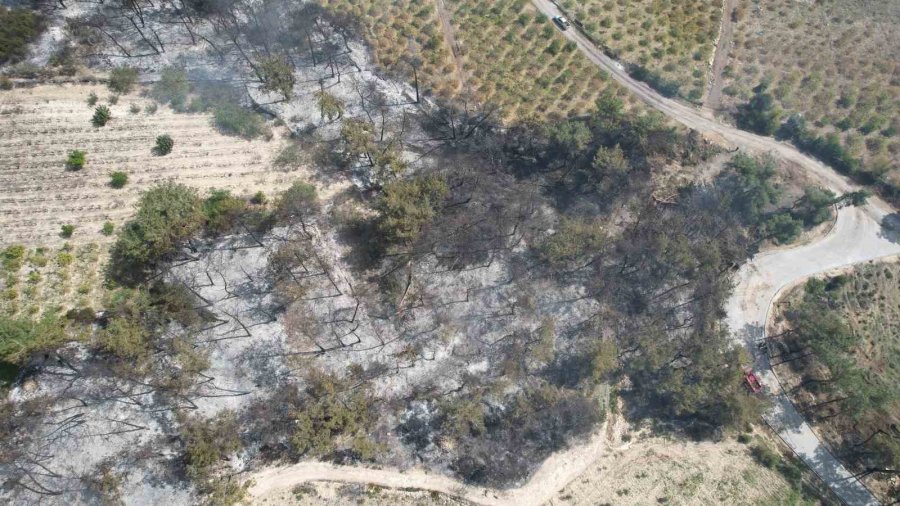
0,0,871,504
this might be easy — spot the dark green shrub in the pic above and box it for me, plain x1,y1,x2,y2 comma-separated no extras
66,150,86,170
109,171,128,188
154,134,174,155
250,191,267,205
60,224,75,238
91,105,111,127
101,222,115,236
0,7,43,65
750,444,780,469
107,66,138,94
87,92,98,106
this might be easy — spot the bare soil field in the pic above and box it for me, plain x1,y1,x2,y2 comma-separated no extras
720,0,899,175
0,83,293,248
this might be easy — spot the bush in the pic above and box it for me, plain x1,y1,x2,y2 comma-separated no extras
107,65,138,94
109,183,204,283
101,222,115,236
213,103,271,139
60,224,74,238
129,103,141,114
750,443,780,469
87,92,98,106
66,150,86,170
276,181,319,221
154,134,174,155
144,103,158,114
109,171,128,188
91,105,111,127
0,7,43,65
0,77,13,90
150,66,189,108
250,191,267,205
203,189,247,234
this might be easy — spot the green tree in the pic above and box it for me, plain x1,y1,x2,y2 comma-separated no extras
538,217,606,268
109,171,128,188
66,150,86,170
725,153,780,225
313,90,344,121
258,56,295,100
0,315,68,364
375,176,448,246
154,134,174,155
110,183,203,281
92,105,111,127
0,7,42,65
275,181,319,222
763,213,802,244
737,84,781,136
150,66,190,109
107,66,138,94
792,186,836,226
203,189,247,234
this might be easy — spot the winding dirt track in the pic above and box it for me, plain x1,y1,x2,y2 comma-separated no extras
248,2,898,504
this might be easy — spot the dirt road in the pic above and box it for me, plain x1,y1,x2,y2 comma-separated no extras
250,418,632,506
704,0,737,110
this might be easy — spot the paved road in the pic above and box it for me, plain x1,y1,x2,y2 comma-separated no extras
532,1,897,504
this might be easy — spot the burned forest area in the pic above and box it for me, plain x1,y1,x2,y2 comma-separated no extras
0,0,851,504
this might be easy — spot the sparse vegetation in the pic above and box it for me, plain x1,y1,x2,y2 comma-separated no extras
778,264,900,499
60,225,75,238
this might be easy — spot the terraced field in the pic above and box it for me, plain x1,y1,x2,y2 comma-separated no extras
0,83,293,248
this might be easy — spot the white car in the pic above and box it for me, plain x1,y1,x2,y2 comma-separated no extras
552,16,571,30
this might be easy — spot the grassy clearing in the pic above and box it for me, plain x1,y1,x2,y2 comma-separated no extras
558,0,722,102
722,0,899,182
